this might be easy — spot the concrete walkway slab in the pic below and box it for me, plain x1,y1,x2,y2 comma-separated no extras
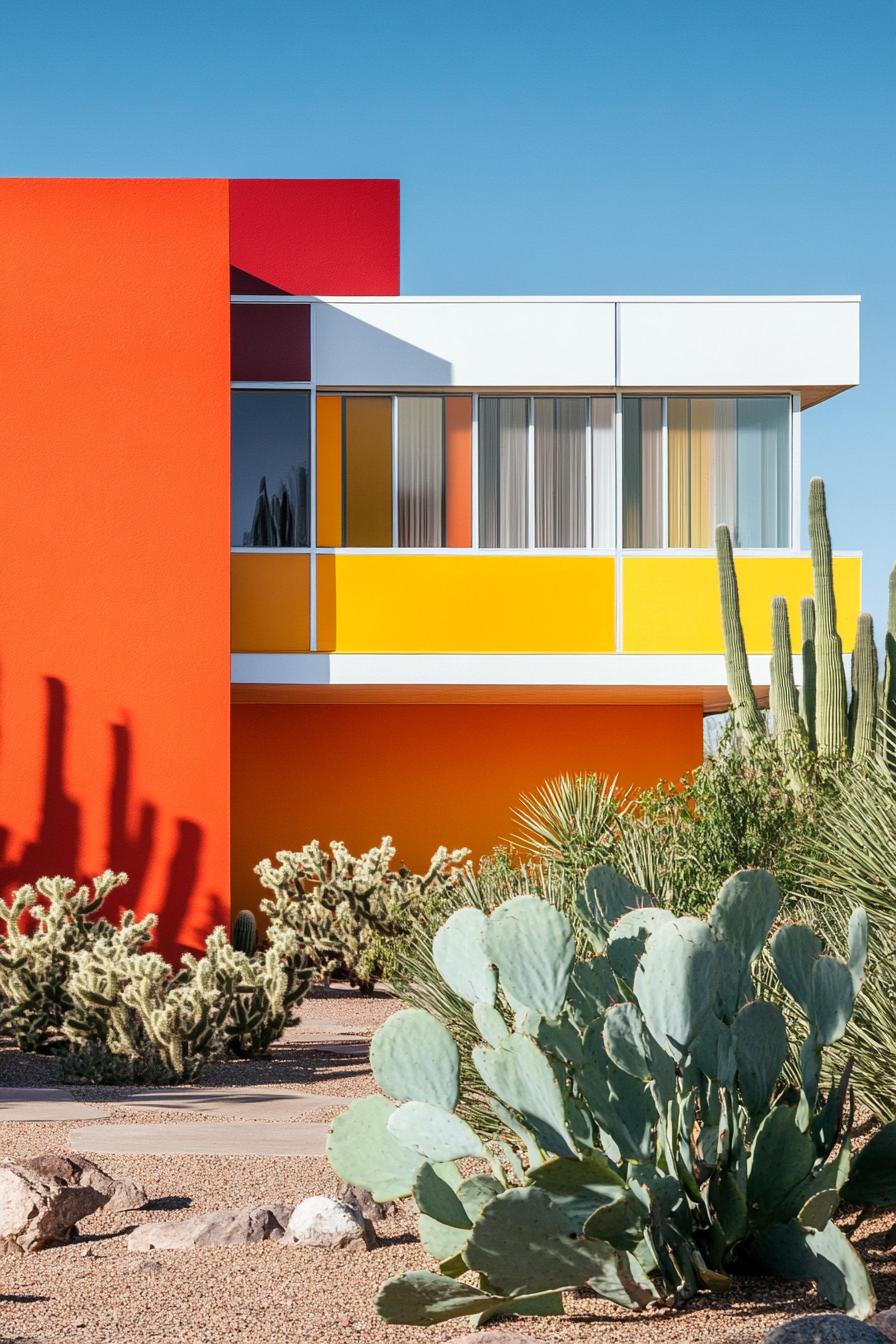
0,1087,111,1121
311,1042,369,1056
69,1121,329,1157
109,1086,350,1118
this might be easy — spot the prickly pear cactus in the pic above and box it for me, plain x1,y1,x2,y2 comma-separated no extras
328,866,896,1328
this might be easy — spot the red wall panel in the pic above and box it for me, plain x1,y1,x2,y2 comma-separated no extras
0,179,232,957
229,179,400,295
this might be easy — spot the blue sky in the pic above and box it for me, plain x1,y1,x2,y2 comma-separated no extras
2,0,893,629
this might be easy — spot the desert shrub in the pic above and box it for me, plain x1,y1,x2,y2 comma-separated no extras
0,869,313,1081
329,865,896,1328
254,837,467,993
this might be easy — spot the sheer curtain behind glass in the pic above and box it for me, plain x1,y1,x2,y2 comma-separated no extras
736,398,790,547
479,397,528,547
397,397,444,546
622,398,663,547
535,397,586,546
591,397,615,548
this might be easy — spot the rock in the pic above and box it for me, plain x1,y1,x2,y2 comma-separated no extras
336,1181,394,1223
7,1153,147,1215
127,1205,287,1251
283,1196,375,1250
0,1157,109,1252
763,1316,892,1344
872,1311,896,1343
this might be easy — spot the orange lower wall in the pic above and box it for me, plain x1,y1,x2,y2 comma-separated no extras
230,702,703,915
0,180,231,956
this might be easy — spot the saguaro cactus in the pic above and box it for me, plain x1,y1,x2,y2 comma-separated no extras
715,525,765,739
716,478,895,769
808,478,848,755
769,596,802,747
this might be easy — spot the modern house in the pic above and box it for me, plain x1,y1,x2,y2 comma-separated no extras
0,178,861,952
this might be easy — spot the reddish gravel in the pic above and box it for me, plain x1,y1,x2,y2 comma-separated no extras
1,985,895,1344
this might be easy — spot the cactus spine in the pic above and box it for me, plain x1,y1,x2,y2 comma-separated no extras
716,524,764,739
799,596,817,752
808,477,848,755
769,596,801,747
849,613,879,763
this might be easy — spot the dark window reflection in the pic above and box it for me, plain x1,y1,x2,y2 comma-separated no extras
231,391,310,547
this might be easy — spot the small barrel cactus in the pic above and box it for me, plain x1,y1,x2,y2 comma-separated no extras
231,908,258,957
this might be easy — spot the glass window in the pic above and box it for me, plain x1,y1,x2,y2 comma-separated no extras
397,397,444,547
230,303,311,381
534,397,587,547
591,397,615,548
231,390,310,547
343,396,393,546
479,397,528,547
622,397,663,548
667,396,789,548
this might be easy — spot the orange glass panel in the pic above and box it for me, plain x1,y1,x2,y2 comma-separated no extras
445,396,472,547
344,396,392,546
316,395,342,546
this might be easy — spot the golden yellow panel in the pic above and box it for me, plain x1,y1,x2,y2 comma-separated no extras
343,396,392,547
231,554,310,653
316,554,615,654
623,555,862,655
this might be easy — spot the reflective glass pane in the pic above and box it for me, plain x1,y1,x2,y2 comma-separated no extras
622,397,662,547
736,397,790,547
591,397,615,549
397,397,444,547
344,396,393,547
479,397,528,547
231,391,310,547
534,397,587,547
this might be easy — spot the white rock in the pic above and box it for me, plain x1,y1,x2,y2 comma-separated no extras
283,1196,374,1250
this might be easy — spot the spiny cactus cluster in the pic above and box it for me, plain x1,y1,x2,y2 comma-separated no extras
255,838,468,993
718,477,896,763
0,870,313,1080
328,866,896,1327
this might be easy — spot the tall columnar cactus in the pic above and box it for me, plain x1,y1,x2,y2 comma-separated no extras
717,478,892,768
231,908,258,957
849,613,879,763
328,869,896,1327
799,596,817,752
770,596,802,747
715,525,765,739
809,478,849,754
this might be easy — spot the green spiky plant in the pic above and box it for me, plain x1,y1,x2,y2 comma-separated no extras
231,908,258,957
254,838,468,993
328,866,896,1328
0,871,154,1052
718,477,896,763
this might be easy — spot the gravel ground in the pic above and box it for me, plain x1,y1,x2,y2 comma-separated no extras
1,985,895,1344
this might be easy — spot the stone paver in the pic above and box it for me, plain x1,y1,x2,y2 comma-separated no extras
68,1122,329,1157
289,1017,366,1040
311,1042,368,1056
0,1088,111,1122
109,1086,350,1118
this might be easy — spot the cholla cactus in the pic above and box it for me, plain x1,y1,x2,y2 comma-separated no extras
65,928,240,1082
0,870,152,1051
255,839,468,993
213,923,313,1057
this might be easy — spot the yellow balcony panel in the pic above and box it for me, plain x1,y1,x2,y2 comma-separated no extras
316,554,615,654
623,555,861,655
232,554,311,653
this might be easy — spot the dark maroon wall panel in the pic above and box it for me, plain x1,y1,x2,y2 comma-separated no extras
230,303,311,381
229,180,400,296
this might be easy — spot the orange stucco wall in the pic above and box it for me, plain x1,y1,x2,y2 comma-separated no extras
0,180,231,956
230,702,703,916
